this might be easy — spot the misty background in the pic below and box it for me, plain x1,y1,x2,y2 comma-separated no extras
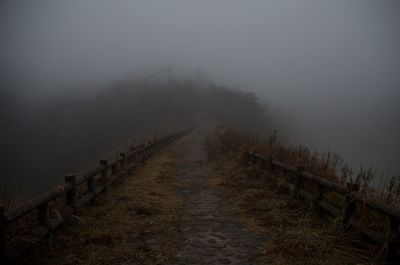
1,0,399,198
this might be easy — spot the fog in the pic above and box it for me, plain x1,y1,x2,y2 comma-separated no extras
1,1,399,197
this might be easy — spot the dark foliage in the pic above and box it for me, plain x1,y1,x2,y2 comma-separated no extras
0,80,268,199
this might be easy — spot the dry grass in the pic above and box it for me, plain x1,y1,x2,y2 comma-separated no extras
220,128,400,206
207,133,382,265
13,139,187,265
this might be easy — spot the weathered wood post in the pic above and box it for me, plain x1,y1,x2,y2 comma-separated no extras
0,205,6,262
312,184,326,215
268,156,274,171
119,152,126,174
258,154,268,180
38,201,54,247
253,152,258,168
100,160,108,179
244,149,250,167
268,156,277,187
341,182,360,229
141,144,148,162
248,150,253,168
87,176,96,206
292,165,305,198
246,149,256,169
100,159,108,167
139,145,144,161
136,146,143,163
111,164,117,183
100,160,108,192
252,152,258,168
147,140,154,154
65,174,77,214
38,202,50,228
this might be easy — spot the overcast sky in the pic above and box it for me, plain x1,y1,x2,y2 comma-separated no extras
1,0,399,176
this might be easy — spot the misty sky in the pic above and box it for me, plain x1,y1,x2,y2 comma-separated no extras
1,0,399,176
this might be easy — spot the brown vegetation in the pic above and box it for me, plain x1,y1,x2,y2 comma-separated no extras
220,128,400,206
12,138,186,265
207,131,384,265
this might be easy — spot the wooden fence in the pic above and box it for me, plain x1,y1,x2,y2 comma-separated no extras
0,128,192,262
224,141,400,261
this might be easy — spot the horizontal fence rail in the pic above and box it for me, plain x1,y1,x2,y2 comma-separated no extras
224,141,400,261
0,128,193,262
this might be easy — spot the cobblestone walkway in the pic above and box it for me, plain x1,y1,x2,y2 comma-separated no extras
173,130,265,265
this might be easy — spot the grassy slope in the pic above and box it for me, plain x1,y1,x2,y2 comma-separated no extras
16,136,190,265
207,134,381,265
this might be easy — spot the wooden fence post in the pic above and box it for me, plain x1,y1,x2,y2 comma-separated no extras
133,146,140,162
260,156,266,170
111,164,117,182
100,159,108,167
87,176,96,206
243,149,251,167
249,150,256,169
65,174,77,214
248,150,255,168
38,201,54,247
100,160,108,178
341,182,360,229
0,205,6,262
251,151,256,168
312,184,326,215
38,202,50,228
100,160,108,192
267,157,277,186
141,145,148,162
268,156,274,171
119,152,126,174
292,165,305,198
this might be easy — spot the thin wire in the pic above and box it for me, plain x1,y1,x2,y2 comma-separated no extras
21,67,171,117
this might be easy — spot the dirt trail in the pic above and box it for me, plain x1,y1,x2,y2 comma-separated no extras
172,128,265,264
23,128,267,265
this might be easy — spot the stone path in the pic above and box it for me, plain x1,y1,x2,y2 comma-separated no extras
172,129,265,265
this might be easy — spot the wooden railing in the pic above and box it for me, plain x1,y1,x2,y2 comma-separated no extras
0,128,193,262
225,141,400,261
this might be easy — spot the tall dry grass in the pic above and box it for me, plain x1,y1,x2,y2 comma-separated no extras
220,127,400,206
